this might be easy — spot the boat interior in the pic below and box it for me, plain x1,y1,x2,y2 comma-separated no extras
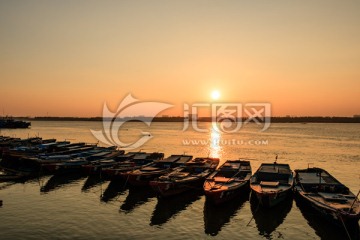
297,171,350,195
256,164,292,185
210,161,252,180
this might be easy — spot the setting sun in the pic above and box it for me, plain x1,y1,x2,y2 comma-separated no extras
211,90,220,100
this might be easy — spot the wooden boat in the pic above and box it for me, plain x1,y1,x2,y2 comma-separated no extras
294,167,360,225
80,149,126,175
1,144,97,175
121,154,193,187
41,148,122,173
101,152,164,179
51,158,89,174
204,160,252,205
85,149,124,162
250,163,293,207
0,137,122,176
82,159,118,175
0,118,31,129
150,157,219,197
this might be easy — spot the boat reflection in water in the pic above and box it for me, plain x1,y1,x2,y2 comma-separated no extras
150,190,203,226
0,182,18,191
40,173,86,193
249,193,293,238
81,174,106,192
204,192,249,236
101,180,127,203
119,186,156,213
295,199,360,240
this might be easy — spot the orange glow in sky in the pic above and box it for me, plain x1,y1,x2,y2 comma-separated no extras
0,1,359,117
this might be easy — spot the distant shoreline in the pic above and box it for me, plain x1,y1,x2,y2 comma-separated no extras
12,116,360,123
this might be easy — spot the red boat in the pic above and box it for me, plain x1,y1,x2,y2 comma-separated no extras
204,160,252,205
101,152,164,179
150,157,219,197
121,154,193,187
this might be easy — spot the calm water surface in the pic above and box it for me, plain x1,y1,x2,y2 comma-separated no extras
0,121,359,239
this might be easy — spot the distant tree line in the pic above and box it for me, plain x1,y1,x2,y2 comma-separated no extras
13,116,360,123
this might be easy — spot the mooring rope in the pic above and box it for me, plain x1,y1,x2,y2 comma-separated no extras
247,195,260,227
123,174,130,189
338,212,352,240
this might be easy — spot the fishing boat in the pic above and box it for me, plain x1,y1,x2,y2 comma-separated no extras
1,143,96,175
0,136,123,176
85,149,123,162
250,162,293,207
150,157,219,197
0,117,31,129
204,160,252,205
45,148,118,174
121,154,193,187
41,147,121,173
82,159,118,175
294,167,360,225
51,158,89,174
101,152,164,179
80,149,126,174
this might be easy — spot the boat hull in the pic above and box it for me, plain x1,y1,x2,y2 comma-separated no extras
82,165,99,175
250,163,294,208
82,163,116,175
123,171,169,187
204,181,249,205
294,186,360,225
251,187,292,208
101,168,124,180
293,168,360,225
101,164,140,180
150,177,205,197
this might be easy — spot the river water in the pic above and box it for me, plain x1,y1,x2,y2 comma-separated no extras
0,121,359,239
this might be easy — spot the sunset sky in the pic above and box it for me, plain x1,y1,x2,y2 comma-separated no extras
1,1,359,117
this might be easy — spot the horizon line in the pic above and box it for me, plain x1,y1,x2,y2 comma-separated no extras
6,115,360,119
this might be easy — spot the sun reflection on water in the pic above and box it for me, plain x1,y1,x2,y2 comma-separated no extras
208,126,223,160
